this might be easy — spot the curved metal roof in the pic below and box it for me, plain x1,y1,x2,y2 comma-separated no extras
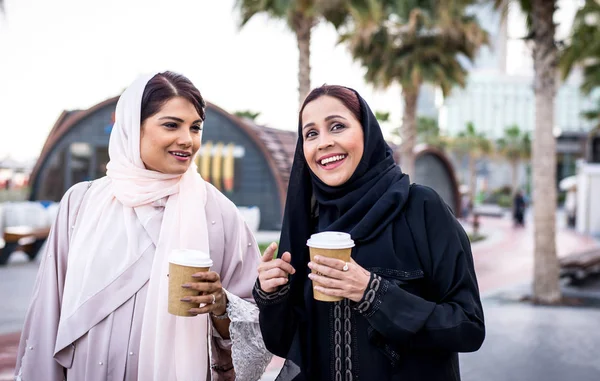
30,96,297,210
31,97,459,214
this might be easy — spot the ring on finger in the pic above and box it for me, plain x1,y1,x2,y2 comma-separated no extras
342,262,349,272
211,294,216,304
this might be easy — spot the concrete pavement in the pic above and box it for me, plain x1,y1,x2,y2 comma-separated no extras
2,212,600,381
259,277,600,381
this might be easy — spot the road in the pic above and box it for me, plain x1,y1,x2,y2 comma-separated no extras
1,212,599,380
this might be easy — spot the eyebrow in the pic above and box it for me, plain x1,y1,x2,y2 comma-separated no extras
158,116,203,124
302,114,347,130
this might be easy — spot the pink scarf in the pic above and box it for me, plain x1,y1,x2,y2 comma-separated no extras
60,73,211,380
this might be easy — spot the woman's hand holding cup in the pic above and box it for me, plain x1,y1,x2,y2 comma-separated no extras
258,242,296,293
183,271,227,316
308,257,370,303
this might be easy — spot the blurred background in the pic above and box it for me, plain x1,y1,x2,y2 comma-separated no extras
1,1,600,380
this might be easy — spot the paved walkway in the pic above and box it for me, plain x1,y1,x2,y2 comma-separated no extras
467,212,599,295
261,217,600,381
258,280,600,381
459,277,600,381
1,213,599,380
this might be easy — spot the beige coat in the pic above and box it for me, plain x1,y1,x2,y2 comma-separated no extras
15,180,272,381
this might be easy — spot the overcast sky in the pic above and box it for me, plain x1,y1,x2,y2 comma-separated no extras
0,0,579,161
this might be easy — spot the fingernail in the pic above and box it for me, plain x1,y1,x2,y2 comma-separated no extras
181,297,191,302
307,262,313,269
308,274,314,279
182,284,190,288
314,256,320,262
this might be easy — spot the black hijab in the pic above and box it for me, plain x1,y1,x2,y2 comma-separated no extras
277,87,411,295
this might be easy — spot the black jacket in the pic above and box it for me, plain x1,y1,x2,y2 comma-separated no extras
253,185,485,381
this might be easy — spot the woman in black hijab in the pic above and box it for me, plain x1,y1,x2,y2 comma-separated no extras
254,86,484,381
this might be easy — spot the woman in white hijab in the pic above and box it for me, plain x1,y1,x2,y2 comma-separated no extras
15,72,272,381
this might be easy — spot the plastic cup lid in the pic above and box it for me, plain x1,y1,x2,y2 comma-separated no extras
306,231,355,249
169,249,213,268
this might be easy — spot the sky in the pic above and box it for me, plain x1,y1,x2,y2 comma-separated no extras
0,0,581,162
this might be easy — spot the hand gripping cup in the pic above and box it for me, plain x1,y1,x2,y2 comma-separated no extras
168,249,213,316
306,232,355,302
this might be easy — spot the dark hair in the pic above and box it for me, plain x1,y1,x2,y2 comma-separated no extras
140,71,206,123
299,85,361,125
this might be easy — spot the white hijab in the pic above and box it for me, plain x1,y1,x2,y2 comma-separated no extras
60,73,211,380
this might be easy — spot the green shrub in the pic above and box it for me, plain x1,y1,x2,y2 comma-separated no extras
557,192,566,206
468,233,486,243
497,194,512,208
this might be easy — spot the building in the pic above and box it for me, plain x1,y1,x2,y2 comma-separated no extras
29,97,296,231
436,1,597,191
440,72,596,190
29,96,462,230
441,73,597,139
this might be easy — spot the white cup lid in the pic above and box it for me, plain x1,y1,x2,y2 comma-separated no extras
169,249,213,268
306,231,355,249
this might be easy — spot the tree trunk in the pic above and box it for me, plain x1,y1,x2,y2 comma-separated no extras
531,0,561,304
469,154,477,203
511,159,519,195
400,87,419,179
293,12,313,108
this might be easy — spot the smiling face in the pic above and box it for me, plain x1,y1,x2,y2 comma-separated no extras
301,95,364,186
140,96,203,174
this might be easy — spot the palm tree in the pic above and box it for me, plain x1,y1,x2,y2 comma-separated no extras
385,114,449,150
234,0,350,107
416,116,448,149
560,1,600,133
496,125,531,195
451,122,492,200
342,0,487,178
234,110,261,121
494,0,561,304
560,0,600,95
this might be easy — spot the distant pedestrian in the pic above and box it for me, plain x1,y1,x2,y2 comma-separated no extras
565,188,577,228
513,190,526,227
461,192,472,221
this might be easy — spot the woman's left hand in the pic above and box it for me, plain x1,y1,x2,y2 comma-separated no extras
308,257,371,303
182,271,228,316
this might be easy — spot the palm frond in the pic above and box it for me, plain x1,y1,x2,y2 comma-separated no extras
343,0,487,93
496,124,531,161
451,121,493,157
559,0,600,82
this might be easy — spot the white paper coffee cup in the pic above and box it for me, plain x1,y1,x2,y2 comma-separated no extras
307,232,354,302
168,249,213,316
307,232,355,250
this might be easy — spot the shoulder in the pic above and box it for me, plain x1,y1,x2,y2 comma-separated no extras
204,181,241,223
60,177,110,208
60,181,93,204
408,184,448,211
407,184,455,222
408,184,443,204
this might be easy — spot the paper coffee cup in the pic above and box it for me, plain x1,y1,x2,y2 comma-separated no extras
168,249,213,317
307,232,355,302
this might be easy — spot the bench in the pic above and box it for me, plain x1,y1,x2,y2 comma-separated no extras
559,248,600,283
0,225,50,265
